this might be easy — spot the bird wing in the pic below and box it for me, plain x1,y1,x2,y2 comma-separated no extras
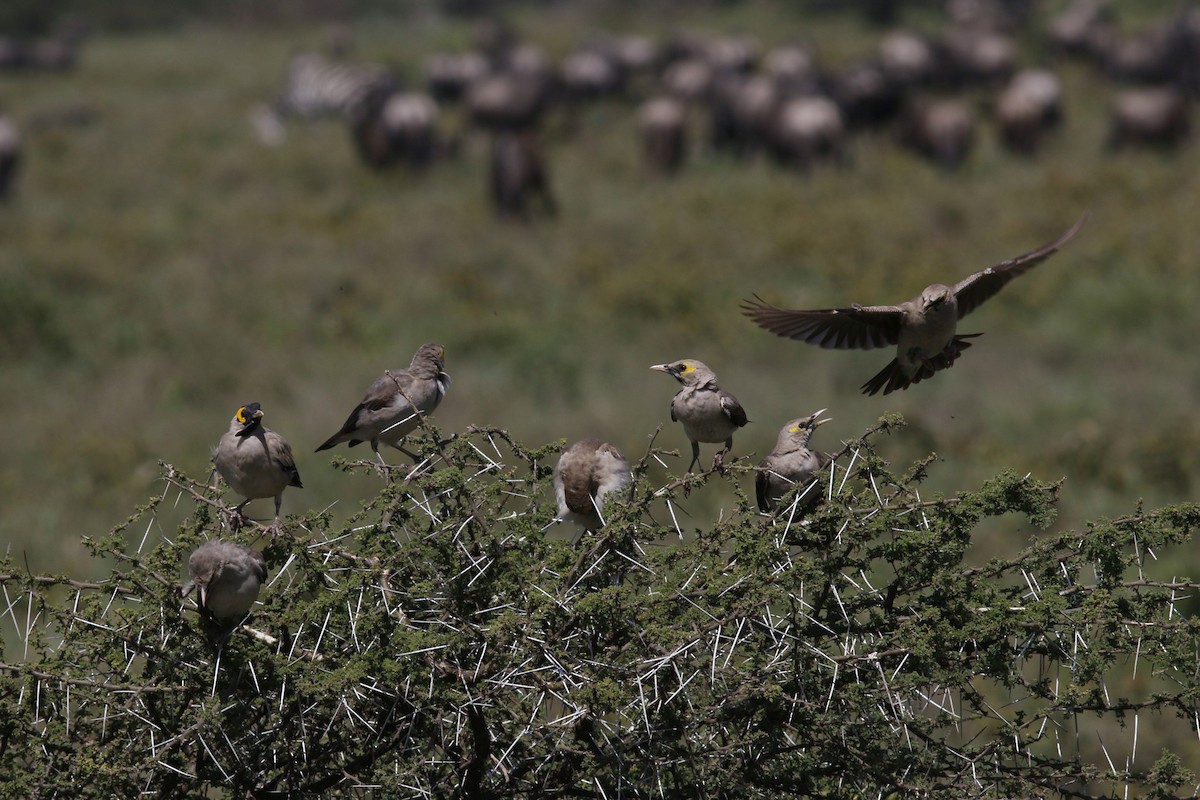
742,295,906,350
320,372,409,447
952,213,1088,319
269,432,304,488
719,391,749,427
755,468,770,512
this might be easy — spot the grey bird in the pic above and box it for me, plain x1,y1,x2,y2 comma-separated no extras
650,359,749,472
757,409,831,514
182,540,267,622
316,343,450,464
742,214,1087,395
554,438,632,536
213,402,303,527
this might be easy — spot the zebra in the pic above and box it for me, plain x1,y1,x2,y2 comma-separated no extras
252,52,397,146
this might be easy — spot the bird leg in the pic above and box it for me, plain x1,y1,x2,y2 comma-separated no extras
712,438,734,473
370,443,392,483
228,500,250,533
686,441,701,474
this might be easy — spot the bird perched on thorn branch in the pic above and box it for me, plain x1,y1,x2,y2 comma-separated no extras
554,438,631,542
212,402,303,529
757,409,831,515
742,213,1088,395
651,359,748,472
316,342,450,467
183,540,267,623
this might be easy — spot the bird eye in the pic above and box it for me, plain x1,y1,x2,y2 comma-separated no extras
236,407,248,423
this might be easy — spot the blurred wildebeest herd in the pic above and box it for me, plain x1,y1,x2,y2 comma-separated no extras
4,1,1200,214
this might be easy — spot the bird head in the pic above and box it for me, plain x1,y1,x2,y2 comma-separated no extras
784,408,831,441
921,284,954,310
650,359,711,386
234,403,264,437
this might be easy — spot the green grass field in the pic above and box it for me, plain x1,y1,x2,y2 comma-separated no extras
2,2,1199,577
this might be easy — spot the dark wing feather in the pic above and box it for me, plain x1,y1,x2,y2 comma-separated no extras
720,391,749,428
755,469,770,513
270,433,304,488
953,213,1088,319
741,295,905,350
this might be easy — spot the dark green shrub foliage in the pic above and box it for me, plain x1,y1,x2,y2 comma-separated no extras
2,418,1199,798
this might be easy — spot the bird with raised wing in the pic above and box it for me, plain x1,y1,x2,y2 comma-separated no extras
183,540,267,622
554,438,632,539
316,343,450,464
213,402,303,527
651,359,749,472
742,214,1088,395
757,409,831,514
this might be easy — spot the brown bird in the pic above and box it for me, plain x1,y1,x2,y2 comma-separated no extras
553,438,632,537
183,540,267,622
212,402,303,527
651,359,749,472
316,343,450,464
757,409,831,514
742,214,1087,395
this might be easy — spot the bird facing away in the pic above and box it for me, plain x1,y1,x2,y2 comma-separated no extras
316,343,450,464
757,409,831,514
554,438,632,536
212,402,303,526
741,214,1088,395
650,359,749,472
183,540,267,622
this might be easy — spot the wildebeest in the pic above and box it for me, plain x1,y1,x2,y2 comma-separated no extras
662,58,714,104
638,96,688,174
832,61,904,129
1108,87,1191,148
939,28,1017,87
900,98,976,169
465,71,551,131
560,49,623,102
877,30,938,89
0,113,21,200
994,68,1063,154
1047,0,1109,56
423,51,490,104
763,43,821,97
490,130,557,219
769,96,846,170
352,91,442,170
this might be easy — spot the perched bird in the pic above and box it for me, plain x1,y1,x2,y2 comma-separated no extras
213,402,303,526
742,214,1087,395
650,359,749,472
316,343,450,464
757,409,831,514
554,438,632,537
183,540,267,622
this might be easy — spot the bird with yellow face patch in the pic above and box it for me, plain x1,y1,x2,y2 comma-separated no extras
651,358,748,473
756,409,831,515
212,402,303,529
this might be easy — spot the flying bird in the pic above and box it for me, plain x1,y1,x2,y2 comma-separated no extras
741,214,1088,395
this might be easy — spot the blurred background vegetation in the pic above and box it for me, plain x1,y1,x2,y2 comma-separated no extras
1,0,1198,583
